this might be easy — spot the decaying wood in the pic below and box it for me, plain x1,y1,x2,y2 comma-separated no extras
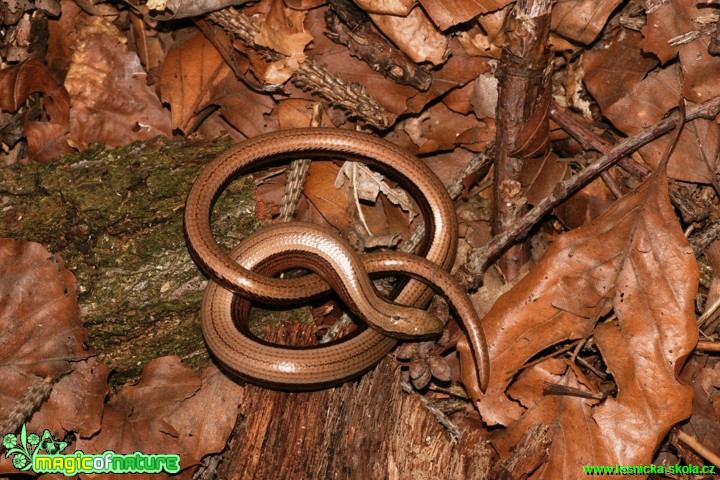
325,0,433,91
218,322,494,479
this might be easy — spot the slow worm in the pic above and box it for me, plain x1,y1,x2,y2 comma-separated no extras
202,223,489,390
185,129,488,389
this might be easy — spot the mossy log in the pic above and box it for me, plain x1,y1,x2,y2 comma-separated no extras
0,137,257,383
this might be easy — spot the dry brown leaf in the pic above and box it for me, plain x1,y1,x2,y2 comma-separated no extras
303,161,352,231
468,73,499,119
641,0,720,103
457,25,502,59
520,151,568,206
46,0,91,80
554,173,616,229
550,0,623,45
353,0,415,16
276,98,330,129
27,357,109,438
600,65,719,184
159,29,227,133
253,7,312,84
582,29,659,113
418,0,508,31
519,151,617,228
0,239,92,428
405,39,492,115
0,58,71,160
460,166,697,471
76,356,242,477
285,0,325,8
640,0,692,64
0,58,69,123
367,6,448,66
129,12,165,71
208,68,279,138
65,16,172,149
161,365,244,466
679,357,720,458
23,121,74,162
398,102,485,154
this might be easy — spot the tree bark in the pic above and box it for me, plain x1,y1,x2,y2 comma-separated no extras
493,0,553,280
219,323,493,479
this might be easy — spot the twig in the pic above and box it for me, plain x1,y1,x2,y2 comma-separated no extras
492,0,553,280
325,0,432,90
277,104,322,222
207,8,392,129
668,23,717,47
696,341,720,352
550,104,710,222
676,430,720,468
457,96,720,290
695,340,720,353
0,377,54,433
698,295,720,328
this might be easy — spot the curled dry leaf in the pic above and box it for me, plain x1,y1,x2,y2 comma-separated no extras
0,239,92,428
75,356,243,477
159,30,227,134
460,167,697,470
65,16,172,149
0,58,72,161
0,58,69,123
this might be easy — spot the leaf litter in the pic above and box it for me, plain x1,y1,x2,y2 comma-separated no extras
0,0,719,477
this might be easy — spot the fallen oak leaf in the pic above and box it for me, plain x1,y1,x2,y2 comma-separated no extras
459,145,697,471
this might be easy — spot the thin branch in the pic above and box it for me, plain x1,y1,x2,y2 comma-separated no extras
457,96,720,290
